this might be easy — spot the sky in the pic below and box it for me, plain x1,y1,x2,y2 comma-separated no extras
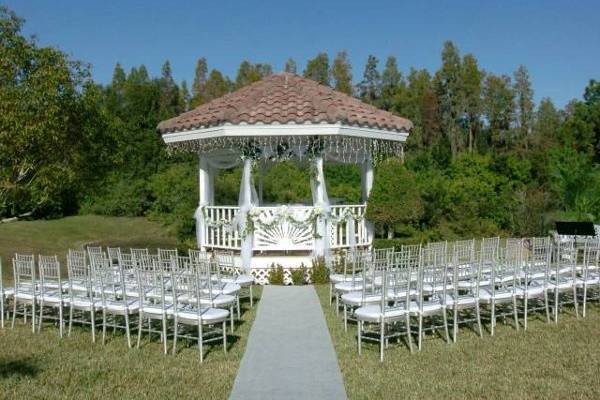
4,0,599,107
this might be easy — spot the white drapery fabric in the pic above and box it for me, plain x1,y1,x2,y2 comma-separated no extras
236,158,258,272
195,156,212,248
310,156,331,262
361,159,375,246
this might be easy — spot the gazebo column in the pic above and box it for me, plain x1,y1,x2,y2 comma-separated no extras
311,156,330,261
195,154,212,250
361,159,375,246
238,158,254,272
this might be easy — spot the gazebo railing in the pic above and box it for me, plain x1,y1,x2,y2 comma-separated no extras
202,204,369,251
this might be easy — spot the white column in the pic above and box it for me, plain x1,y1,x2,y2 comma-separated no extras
310,156,330,261
361,159,375,246
196,154,211,249
238,159,254,272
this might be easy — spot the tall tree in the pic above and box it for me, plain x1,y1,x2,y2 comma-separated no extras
513,65,534,149
180,80,191,111
483,74,515,148
303,53,330,85
358,55,381,104
158,60,181,119
461,54,483,153
434,41,464,157
190,57,208,107
330,50,353,95
379,56,402,111
204,69,231,102
532,97,561,149
235,61,272,88
284,58,297,74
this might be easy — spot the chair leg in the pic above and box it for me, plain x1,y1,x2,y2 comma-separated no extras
544,291,550,323
137,311,143,349
475,302,483,337
405,314,413,353
102,310,107,345
512,297,519,331
236,296,241,320
335,293,339,315
58,304,64,338
554,291,559,323
582,285,587,318
379,320,384,362
162,316,168,355
441,311,450,343
329,283,333,306
172,318,178,355
230,306,234,333
491,301,496,336
11,299,17,329
198,323,204,363
68,306,74,337
573,286,579,318
31,300,36,333
0,297,4,329
38,301,44,333
223,320,227,354
343,304,348,332
452,306,458,343
357,320,362,355
523,297,528,331
124,313,131,348
418,314,423,351
91,309,96,343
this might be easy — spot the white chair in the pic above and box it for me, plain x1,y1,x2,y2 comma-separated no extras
447,239,483,342
214,250,254,308
66,249,98,342
107,247,122,268
332,250,372,313
577,238,600,317
170,261,229,362
11,254,37,332
515,237,551,330
479,244,519,335
0,258,15,328
548,236,578,322
37,255,65,336
136,254,172,354
410,246,450,350
92,253,140,348
356,250,413,360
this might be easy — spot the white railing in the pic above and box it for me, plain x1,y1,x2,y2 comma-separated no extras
202,204,370,251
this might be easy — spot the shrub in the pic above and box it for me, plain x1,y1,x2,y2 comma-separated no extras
290,264,307,285
311,257,329,284
268,263,285,285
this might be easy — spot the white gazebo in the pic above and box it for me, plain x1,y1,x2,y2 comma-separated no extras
158,73,411,283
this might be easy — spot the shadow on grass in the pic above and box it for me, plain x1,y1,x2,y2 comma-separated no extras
0,358,40,379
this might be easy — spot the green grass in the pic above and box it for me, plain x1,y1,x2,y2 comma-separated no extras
0,288,261,399
0,215,178,279
316,285,600,400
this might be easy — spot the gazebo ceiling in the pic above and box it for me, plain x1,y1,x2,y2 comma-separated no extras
158,73,412,134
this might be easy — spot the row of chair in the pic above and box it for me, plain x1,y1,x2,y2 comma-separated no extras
329,236,600,361
1,247,254,362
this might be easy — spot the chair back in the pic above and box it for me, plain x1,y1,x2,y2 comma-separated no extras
13,254,36,295
418,246,449,307
67,249,93,299
38,255,62,298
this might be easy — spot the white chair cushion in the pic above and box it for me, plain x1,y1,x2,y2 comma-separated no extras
408,300,445,315
355,304,407,323
334,281,367,293
444,294,478,307
221,275,254,286
171,307,229,324
103,300,140,313
67,297,100,309
330,274,362,284
341,292,382,306
478,287,514,301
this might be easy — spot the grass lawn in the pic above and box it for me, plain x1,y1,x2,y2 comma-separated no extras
316,285,600,400
0,215,178,280
0,215,260,399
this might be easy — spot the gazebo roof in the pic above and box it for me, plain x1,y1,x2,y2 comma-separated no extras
158,73,412,134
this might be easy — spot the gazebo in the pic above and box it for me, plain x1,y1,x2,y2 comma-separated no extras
158,73,412,283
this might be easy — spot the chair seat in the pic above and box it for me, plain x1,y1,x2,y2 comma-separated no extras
67,297,100,309
208,283,241,296
140,303,173,316
335,281,368,293
330,274,362,284
38,291,63,304
221,275,254,287
355,304,407,323
409,300,445,315
14,291,38,301
575,274,600,286
200,294,236,307
341,292,382,306
514,282,546,298
478,287,514,302
444,294,478,307
547,279,574,291
422,283,453,293
170,307,229,324
2,288,15,297
103,300,140,313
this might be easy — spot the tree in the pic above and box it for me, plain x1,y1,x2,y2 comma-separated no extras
584,79,600,105
513,65,534,149
366,159,423,238
190,57,208,107
461,54,483,153
380,56,402,111
158,60,182,119
483,74,515,148
284,58,297,74
235,61,272,88
303,53,330,85
434,41,465,157
180,80,191,111
531,98,561,149
330,50,353,95
204,69,231,102
358,55,381,104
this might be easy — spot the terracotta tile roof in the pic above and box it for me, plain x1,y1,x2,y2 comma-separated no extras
157,73,413,134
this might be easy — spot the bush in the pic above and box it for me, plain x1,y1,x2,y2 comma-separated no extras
268,263,285,285
290,264,307,285
311,257,329,284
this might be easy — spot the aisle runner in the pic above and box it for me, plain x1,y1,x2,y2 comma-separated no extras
229,285,347,400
